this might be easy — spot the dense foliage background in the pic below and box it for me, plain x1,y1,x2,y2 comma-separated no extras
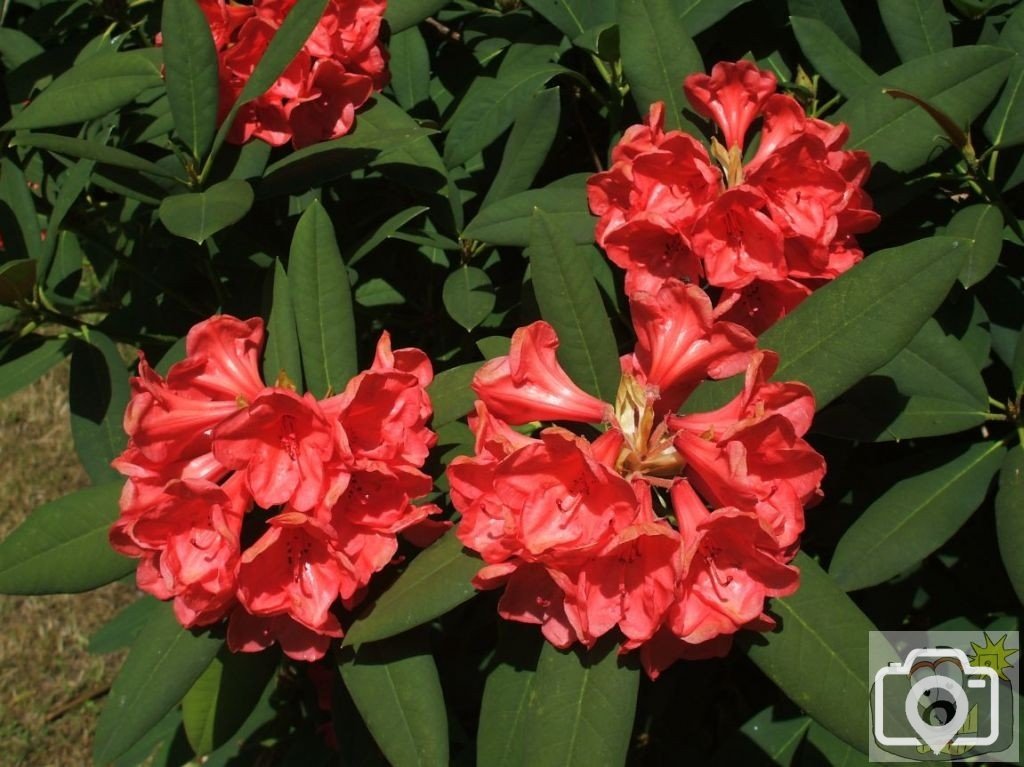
0,0,1022,763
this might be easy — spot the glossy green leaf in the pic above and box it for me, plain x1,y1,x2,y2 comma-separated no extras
482,87,562,208
520,637,640,767
528,208,620,402
93,603,223,764
878,0,952,62
802,721,870,766
679,0,752,35
389,27,431,111
444,62,566,168
41,159,94,279
10,133,181,181
0,258,36,305
443,266,495,331
464,177,595,246
743,553,888,753
161,0,220,160
338,631,449,767
947,204,1004,287
263,258,303,390
524,0,616,38
0,156,43,262
788,0,860,52
88,596,161,654
182,648,278,755
619,0,703,132
158,179,254,243
984,60,1024,149
428,362,484,428
696,237,966,414
830,440,1006,591
69,332,129,484
348,205,430,265
790,16,876,96
1013,329,1024,396
995,447,1024,605
344,530,480,647
835,46,1014,172
0,337,69,398
0,482,132,594
478,627,542,767
288,200,358,397
386,0,448,34
713,706,810,765
4,49,163,130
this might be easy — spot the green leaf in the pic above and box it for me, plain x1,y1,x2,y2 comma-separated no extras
1013,329,1024,396
0,259,36,305
89,596,161,654
444,62,566,168
464,174,595,247
69,332,130,484
159,179,255,244
520,637,640,767
41,159,94,279
877,0,952,62
263,258,303,389
4,49,163,130
288,200,358,397
389,27,430,112
713,707,811,765
348,205,430,266
688,236,967,415
10,133,181,181
477,626,542,767
524,0,616,38
428,362,484,428
995,447,1024,606
386,0,449,35
743,553,882,753
829,440,1006,591
0,156,42,262
947,204,1004,287
790,16,876,97
835,46,1014,173
443,266,495,331
527,209,620,402
338,631,449,767
344,530,480,647
182,648,278,755
803,721,870,766
0,337,68,398
161,0,220,160
619,0,703,132
93,604,223,764
984,60,1024,149
482,87,562,208
788,0,860,52
0,482,132,594
679,0,752,36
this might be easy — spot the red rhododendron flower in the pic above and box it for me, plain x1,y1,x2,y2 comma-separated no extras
587,60,879,334
111,316,439,661
448,278,825,678
174,0,388,148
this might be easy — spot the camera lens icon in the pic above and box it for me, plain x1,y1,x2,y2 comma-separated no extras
873,647,1000,755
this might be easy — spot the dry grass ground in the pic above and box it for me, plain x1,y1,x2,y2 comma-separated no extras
0,365,136,766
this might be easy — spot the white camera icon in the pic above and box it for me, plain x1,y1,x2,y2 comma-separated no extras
873,647,1000,755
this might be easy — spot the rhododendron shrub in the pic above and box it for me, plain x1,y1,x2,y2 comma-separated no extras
449,280,825,677
0,0,1020,763
588,61,880,334
110,314,440,660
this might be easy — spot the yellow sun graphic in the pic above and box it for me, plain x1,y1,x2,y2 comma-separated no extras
967,633,1019,682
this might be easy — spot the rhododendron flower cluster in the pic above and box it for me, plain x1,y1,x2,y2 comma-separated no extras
447,278,826,678
188,0,388,148
110,315,441,661
588,60,879,334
